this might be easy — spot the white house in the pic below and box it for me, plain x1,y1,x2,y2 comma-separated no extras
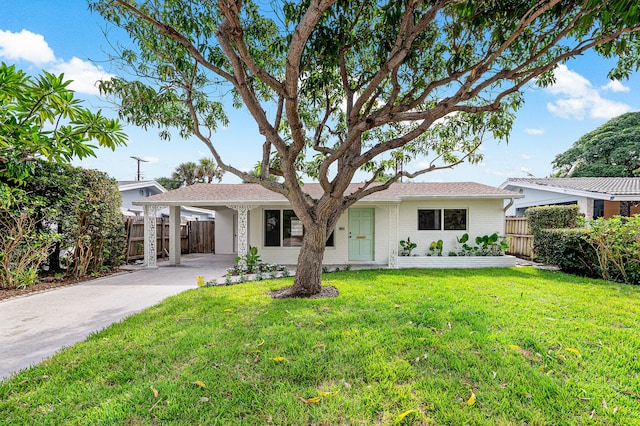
132,182,522,268
118,180,215,221
499,178,640,218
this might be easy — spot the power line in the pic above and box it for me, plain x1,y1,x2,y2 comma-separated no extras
130,156,149,181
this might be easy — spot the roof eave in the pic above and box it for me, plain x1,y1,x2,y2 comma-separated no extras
502,181,617,200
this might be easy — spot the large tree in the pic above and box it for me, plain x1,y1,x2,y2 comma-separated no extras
90,0,640,297
552,111,640,177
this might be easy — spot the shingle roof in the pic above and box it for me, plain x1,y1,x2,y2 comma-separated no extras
133,182,521,206
501,178,640,197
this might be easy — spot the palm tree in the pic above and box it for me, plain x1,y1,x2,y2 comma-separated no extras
196,158,224,183
172,161,198,186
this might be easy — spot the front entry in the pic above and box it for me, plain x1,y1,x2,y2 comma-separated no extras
348,208,374,261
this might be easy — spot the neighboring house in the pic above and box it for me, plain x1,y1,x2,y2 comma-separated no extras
118,180,215,221
132,182,522,268
499,178,640,218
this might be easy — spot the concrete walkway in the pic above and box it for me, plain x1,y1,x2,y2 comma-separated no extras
0,254,235,380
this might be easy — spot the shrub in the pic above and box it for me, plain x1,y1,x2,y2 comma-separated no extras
584,215,640,284
0,197,59,289
536,228,597,276
19,161,125,277
527,205,580,261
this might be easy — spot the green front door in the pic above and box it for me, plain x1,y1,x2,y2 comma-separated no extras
348,208,374,261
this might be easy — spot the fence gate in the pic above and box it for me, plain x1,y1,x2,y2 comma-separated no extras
188,220,215,254
124,218,214,262
505,216,533,259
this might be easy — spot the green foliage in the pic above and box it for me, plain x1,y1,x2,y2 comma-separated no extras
234,245,262,274
0,63,127,183
526,205,580,236
0,195,59,289
158,157,224,189
0,161,126,283
535,228,597,276
585,215,640,284
3,268,640,423
527,205,581,263
428,240,443,256
155,176,181,190
552,112,640,177
399,237,417,256
88,0,640,188
528,205,640,285
88,0,640,293
449,233,509,256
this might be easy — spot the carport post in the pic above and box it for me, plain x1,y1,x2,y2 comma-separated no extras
143,205,158,269
227,204,257,260
169,206,181,265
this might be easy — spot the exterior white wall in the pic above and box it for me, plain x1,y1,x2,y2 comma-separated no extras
215,209,236,254
248,205,389,265
244,200,505,265
505,187,583,216
397,199,506,257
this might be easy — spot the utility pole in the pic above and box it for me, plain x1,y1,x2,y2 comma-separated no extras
130,156,149,181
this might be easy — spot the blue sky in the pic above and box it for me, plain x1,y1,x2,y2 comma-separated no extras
2,0,639,186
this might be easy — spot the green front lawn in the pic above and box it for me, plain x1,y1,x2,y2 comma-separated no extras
2,267,639,425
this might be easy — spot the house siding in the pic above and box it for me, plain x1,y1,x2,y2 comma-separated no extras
397,199,506,256
245,201,504,265
248,206,388,265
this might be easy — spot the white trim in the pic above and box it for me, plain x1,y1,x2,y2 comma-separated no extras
500,180,640,201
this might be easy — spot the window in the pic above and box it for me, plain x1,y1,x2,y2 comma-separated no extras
444,209,466,230
264,210,281,247
417,208,467,231
264,209,334,247
283,210,304,247
418,209,441,230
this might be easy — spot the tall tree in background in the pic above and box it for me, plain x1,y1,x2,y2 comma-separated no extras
172,161,199,186
157,157,224,188
552,112,640,177
90,0,640,297
195,157,224,183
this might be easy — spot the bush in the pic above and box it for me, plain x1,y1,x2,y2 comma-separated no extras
527,205,580,262
584,215,640,284
536,228,597,277
26,162,125,276
0,197,59,289
526,205,580,235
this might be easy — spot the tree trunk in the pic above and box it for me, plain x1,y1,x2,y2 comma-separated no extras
288,223,327,296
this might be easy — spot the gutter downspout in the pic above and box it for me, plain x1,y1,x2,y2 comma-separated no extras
504,198,515,213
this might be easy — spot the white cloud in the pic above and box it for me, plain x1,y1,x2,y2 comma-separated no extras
0,29,55,65
0,29,112,95
601,80,630,92
50,57,113,95
520,154,533,160
545,65,632,120
143,156,159,164
523,128,545,135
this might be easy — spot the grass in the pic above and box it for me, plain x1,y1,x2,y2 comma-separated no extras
1,267,640,425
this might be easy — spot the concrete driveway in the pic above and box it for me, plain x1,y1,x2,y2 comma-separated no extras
0,254,235,380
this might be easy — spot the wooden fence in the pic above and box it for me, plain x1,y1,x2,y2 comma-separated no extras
505,216,533,259
124,218,215,262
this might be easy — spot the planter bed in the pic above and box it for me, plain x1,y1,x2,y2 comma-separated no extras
396,255,517,269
